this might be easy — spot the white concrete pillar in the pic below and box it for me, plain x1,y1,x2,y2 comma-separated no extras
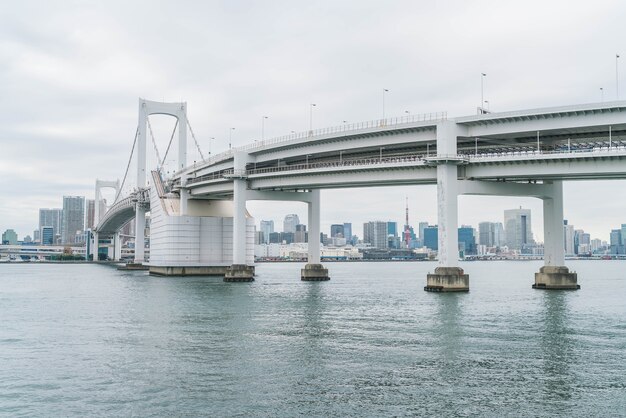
543,180,565,266
134,205,145,263
232,179,247,265
307,189,321,264
437,164,459,267
435,120,461,267
92,232,99,260
114,233,122,261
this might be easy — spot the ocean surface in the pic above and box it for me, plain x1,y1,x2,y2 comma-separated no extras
0,261,625,417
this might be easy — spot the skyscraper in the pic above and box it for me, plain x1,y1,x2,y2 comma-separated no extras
363,221,388,249
418,222,429,243
61,196,85,244
85,199,96,230
330,224,344,238
343,223,352,244
423,226,438,250
283,214,299,234
563,221,575,256
478,222,496,247
295,224,307,243
458,226,476,255
39,208,62,244
504,208,533,250
260,220,274,244
41,227,54,245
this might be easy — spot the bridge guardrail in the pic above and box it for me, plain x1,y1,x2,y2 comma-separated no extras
189,111,447,170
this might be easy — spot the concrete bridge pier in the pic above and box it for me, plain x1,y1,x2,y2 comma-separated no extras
534,180,579,290
114,233,122,261
225,154,254,282
92,231,99,261
425,121,468,292
302,189,329,281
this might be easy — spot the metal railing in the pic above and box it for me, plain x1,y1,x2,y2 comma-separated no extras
194,111,447,169
185,145,626,186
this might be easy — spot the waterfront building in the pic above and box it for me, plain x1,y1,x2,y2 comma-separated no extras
363,221,388,249
283,214,299,234
295,224,307,243
458,226,476,255
61,196,85,244
255,231,265,245
2,229,18,245
343,223,352,245
418,222,429,243
504,208,533,250
260,220,274,244
330,224,344,238
41,227,54,245
478,222,496,247
39,208,62,244
610,229,623,254
423,225,438,250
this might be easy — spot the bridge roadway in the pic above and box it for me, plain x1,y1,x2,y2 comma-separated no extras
95,99,626,289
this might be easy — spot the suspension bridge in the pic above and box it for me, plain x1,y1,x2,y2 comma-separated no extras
94,98,626,290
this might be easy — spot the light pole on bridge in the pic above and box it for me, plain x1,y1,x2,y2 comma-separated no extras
309,103,316,132
209,137,214,155
600,87,604,102
616,54,620,100
229,128,235,149
480,73,487,114
261,116,268,141
382,88,389,120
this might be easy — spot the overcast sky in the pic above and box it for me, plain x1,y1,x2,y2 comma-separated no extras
1,0,625,241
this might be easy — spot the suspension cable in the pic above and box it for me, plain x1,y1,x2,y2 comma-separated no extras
160,118,179,170
114,126,139,204
146,117,163,166
184,114,206,162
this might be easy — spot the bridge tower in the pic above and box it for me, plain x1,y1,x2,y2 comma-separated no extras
135,98,188,264
92,179,120,261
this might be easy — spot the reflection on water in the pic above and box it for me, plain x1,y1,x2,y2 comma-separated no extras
540,291,575,403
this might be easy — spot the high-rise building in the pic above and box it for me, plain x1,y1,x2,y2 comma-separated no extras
260,220,274,244
283,214,299,234
418,222,429,243
610,229,623,254
41,227,54,245
621,224,626,247
330,224,344,238
2,229,18,245
61,196,85,244
504,208,533,250
423,226,438,250
458,226,476,255
494,222,505,247
39,208,62,244
363,221,388,249
85,199,96,230
478,222,496,247
343,223,352,245
33,229,40,243
295,224,307,243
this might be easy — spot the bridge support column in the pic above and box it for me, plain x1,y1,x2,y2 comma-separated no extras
92,232,99,261
425,121,468,292
534,180,579,290
114,233,122,261
302,189,329,281
225,177,254,282
134,205,145,264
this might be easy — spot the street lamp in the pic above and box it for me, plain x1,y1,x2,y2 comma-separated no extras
262,116,268,141
616,54,621,100
480,73,487,114
309,103,316,132
209,137,214,155
484,100,490,112
380,146,384,162
306,154,312,167
601,87,604,102
382,88,389,119
229,128,235,149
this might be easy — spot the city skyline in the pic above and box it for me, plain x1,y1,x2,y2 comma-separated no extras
1,1,626,241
